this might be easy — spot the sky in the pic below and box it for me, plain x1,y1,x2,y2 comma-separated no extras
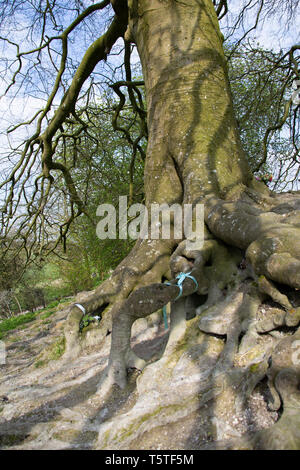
223,0,300,51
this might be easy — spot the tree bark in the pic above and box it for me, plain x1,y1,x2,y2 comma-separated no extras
128,0,251,206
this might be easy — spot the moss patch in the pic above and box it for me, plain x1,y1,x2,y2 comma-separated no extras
34,336,65,367
34,360,46,368
50,336,65,360
112,397,199,447
52,429,98,443
0,433,29,447
250,363,260,373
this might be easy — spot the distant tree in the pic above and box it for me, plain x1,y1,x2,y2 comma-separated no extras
228,43,299,188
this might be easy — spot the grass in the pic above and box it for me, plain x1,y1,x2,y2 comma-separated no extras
43,285,73,305
0,313,36,340
0,295,74,341
40,311,55,320
45,300,60,309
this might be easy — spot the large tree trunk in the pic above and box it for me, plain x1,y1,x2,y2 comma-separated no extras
63,0,300,449
129,0,251,205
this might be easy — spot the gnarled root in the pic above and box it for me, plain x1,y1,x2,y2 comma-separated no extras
62,188,300,446
63,238,175,360
211,330,300,450
96,237,247,395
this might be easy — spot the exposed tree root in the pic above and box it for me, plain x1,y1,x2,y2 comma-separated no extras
61,187,300,448
204,190,300,288
205,330,300,450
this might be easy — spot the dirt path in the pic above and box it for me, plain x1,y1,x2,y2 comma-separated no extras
0,305,170,449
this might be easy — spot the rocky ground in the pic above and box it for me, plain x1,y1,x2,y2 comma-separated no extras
0,293,286,451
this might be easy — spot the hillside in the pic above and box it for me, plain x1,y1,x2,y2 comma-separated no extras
1,287,299,450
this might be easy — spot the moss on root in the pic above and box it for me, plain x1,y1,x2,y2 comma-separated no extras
101,397,200,448
34,336,65,368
